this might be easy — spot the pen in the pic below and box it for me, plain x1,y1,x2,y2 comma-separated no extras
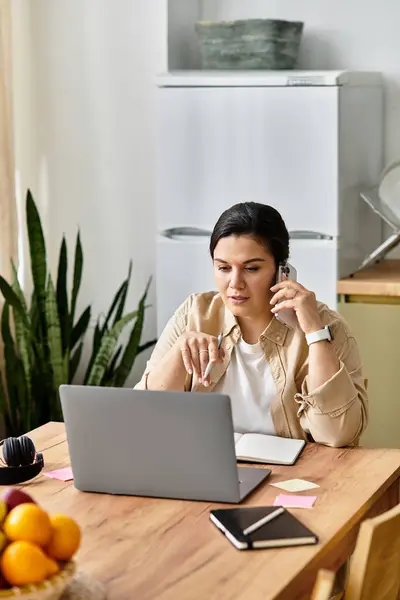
242,507,285,536
203,332,223,381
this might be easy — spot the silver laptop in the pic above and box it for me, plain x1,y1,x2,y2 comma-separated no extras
59,385,270,503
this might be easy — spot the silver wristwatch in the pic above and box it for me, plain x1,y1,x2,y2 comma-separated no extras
305,325,333,346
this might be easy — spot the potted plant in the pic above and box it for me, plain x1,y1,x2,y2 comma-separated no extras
0,190,156,436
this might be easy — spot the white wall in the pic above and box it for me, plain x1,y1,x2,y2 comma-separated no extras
12,0,168,384
168,0,201,69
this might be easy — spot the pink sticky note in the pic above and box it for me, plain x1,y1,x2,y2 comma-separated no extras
274,493,317,509
43,467,73,482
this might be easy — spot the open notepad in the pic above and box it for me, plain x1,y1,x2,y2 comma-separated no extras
234,432,306,466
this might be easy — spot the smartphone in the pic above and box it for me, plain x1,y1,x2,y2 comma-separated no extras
273,262,298,327
276,262,297,285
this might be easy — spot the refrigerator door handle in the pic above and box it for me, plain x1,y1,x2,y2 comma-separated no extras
161,227,213,240
161,228,333,241
289,230,333,240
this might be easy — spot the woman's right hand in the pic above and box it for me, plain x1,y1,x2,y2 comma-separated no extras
178,332,225,386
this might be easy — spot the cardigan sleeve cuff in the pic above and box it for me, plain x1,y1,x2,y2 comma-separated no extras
295,360,358,418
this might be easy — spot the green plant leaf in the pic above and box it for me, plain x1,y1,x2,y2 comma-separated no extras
0,275,30,329
27,288,52,391
11,264,32,421
45,275,66,417
56,236,69,353
137,339,157,355
2,302,20,433
84,262,132,384
0,371,8,418
26,190,47,338
112,261,132,327
30,360,52,429
93,320,102,348
0,370,13,436
10,262,27,310
70,231,83,332
102,282,125,334
70,305,91,350
101,345,123,386
87,310,138,387
69,341,83,383
15,360,29,432
30,291,40,340
83,319,102,385
112,277,151,387
101,277,128,336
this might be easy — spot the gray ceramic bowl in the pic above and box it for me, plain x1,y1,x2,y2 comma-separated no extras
195,18,304,70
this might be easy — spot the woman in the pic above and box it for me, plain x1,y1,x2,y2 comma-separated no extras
135,202,368,448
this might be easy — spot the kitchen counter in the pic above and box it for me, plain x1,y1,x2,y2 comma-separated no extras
338,259,400,449
338,259,400,299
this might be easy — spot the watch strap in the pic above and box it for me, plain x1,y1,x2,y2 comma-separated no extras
305,325,332,346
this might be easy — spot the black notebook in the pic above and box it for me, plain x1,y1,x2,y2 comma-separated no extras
210,506,318,550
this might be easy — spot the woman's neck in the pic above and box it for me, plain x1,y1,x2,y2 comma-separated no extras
237,312,274,345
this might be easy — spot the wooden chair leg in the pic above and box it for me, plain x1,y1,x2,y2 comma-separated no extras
311,569,335,600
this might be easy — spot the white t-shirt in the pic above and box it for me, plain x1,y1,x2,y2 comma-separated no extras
213,337,276,435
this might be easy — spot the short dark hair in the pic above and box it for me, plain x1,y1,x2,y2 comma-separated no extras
209,202,289,267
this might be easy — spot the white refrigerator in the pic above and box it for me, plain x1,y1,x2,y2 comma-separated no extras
155,70,384,336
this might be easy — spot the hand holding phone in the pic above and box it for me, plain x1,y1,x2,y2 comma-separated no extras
270,264,323,334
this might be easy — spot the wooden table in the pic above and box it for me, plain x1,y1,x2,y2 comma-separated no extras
14,422,400,600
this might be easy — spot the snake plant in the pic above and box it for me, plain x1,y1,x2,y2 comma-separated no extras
0,190,156,436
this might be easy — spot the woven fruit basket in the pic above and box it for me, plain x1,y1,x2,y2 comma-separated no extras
0,561,76,599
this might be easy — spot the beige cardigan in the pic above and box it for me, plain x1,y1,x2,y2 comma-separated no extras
135,292,368,448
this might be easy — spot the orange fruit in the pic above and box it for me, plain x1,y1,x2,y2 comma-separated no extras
1,540,48,586
46,514,81,561
4,503,52,547
46,557,60,578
